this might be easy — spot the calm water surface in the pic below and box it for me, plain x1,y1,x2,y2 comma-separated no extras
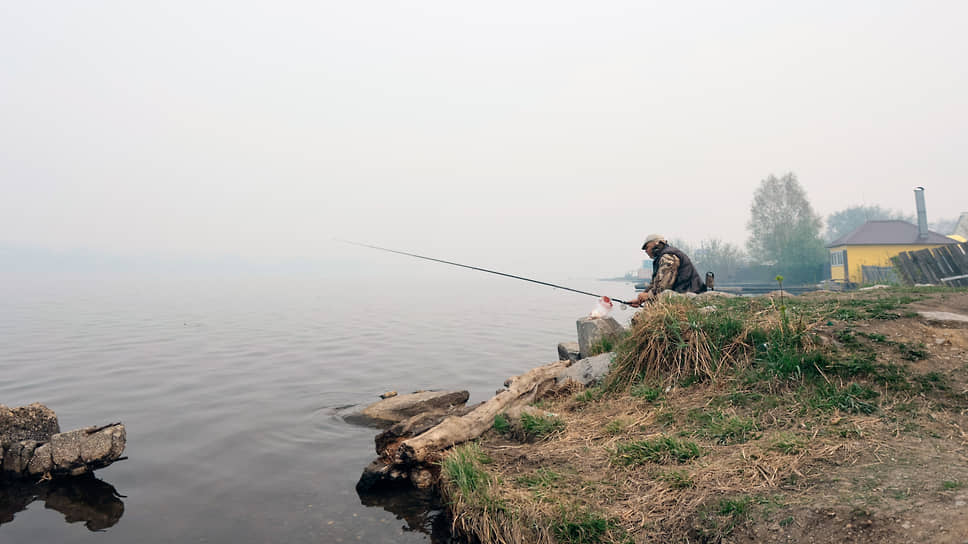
0,273,637,542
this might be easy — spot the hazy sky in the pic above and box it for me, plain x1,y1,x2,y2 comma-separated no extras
2,1,965,277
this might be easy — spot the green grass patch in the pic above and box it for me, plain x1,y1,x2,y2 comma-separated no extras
916,371,949,392
770,432,806,455
441,443,494,498
521,412,565,439
630,383,663,402
941,480,963,491
612,436,702,465
588,335,621,356
574,386,605,406
604,418,629,435
860,332,887,342
688,409,759,445
717,496,753,517
693,495,753,539
515,468,562,495
493,413,511,435
552,511,619,544
658,470,694,489
807,383,879,414
898,342,928,361
749,326,830,380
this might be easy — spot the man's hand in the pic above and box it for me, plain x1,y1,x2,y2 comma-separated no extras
629,291,655,308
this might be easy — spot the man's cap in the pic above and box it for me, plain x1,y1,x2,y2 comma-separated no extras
641,234,665,250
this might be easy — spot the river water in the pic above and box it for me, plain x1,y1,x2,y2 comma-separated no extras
0,272,638,542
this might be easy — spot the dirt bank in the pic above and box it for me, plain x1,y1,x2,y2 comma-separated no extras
439,287,968,544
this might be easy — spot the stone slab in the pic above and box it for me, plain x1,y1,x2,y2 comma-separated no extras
556,353,614,387
576,317,626,359
358,390,470,426
557,342,581,363
918,311,968,325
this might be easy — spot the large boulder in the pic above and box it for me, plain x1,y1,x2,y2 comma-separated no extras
556,353,613,387
576,317,626,359
50,425,126,476
3,440,39,475
0,403,125,479
358,390,470,427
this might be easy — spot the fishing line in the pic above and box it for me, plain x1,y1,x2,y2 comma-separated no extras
337,239,631,306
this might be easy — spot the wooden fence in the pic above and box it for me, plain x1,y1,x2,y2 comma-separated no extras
861,265,899,285
890,243,968,287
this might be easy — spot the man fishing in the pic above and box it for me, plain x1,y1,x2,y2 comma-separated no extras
628,234,709,307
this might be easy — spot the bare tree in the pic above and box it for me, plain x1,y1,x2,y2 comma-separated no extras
825,205,913,242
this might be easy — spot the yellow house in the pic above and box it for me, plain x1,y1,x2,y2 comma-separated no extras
827,220,959,284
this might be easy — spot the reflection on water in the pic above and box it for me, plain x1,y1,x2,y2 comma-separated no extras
357,486,457,543
0,276,638,541
0,474,125,531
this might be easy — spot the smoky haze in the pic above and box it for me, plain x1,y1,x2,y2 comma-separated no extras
1,1,966,278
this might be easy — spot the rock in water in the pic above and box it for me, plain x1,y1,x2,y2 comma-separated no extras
0,403,125,479
576,317,626,359
0,403,60,442
358,390,470,426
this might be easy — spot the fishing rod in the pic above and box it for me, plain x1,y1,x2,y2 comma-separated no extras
338,239,631,306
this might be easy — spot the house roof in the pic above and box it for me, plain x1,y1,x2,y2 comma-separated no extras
827,220,959,247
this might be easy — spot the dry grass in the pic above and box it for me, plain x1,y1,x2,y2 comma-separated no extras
438,288,968,543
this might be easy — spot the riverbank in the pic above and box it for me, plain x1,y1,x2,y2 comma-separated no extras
436,287,968,543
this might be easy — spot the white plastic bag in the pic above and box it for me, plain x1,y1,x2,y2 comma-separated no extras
589,296,614,318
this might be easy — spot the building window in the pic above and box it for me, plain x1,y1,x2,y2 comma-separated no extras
831,251,844,266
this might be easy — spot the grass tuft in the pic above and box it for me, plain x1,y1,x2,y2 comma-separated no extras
520,412,565,439
612,436,702,465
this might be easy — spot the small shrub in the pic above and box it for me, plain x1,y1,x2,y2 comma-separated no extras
942,480,963,491
493,413,511,435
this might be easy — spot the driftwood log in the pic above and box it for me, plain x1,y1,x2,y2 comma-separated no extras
358,359,574,492
394,360,569,466
356,316,625,494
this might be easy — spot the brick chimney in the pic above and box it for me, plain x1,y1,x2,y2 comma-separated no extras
914,187,928,240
